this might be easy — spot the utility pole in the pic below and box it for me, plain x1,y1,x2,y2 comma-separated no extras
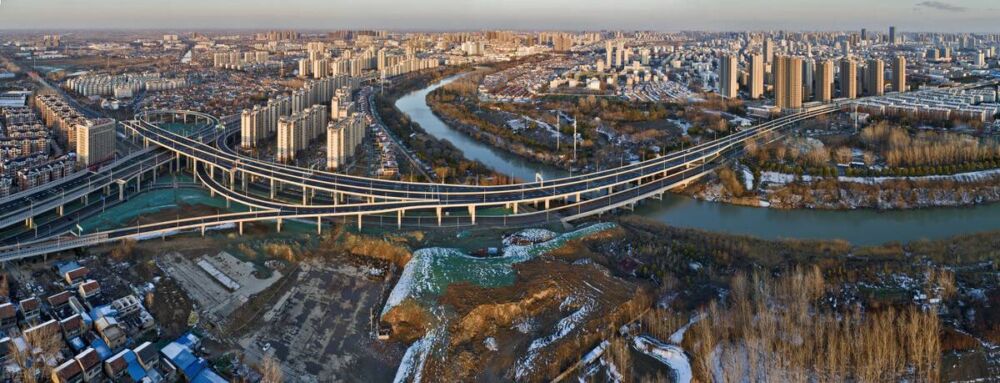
555,114,560,151
572,116,578,164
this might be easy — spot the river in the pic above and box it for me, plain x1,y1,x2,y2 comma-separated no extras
395,75,1000,246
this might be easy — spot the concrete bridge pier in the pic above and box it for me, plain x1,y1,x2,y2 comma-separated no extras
201,225,206,237
276,218,282,233
357,214,363,230
512,203,518,214
397,209,404,229
238,221,244,235
57,205,64,217
269,179,276,199
25,217,33,228
302,187,309,205
544,199,550,210
316,216,322,235
436,207,443,226
468,205,476,224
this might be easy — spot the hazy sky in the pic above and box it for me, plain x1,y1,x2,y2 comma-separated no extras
1,0,999,32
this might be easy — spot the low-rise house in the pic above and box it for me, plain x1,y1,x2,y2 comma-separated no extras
47,291,72,313
94,317,125,350
0,337,10,365
103,350,128,381
23,319,59,346
51,359,83,383
74,348,102,382
77,281,101,301
63,267,89,287
18,297,40,324
111,295,141,318
59,314,86,340
134,341,159,371
0,303,17,330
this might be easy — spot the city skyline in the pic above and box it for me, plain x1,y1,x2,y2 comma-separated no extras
2,0,1000,32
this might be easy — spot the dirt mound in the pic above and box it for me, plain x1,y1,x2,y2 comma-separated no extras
426,258,646,382
381,298,433,344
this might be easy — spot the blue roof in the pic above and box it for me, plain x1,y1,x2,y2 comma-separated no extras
89,305,118,320
56,261,82,276
122,351,147,381
192,369,228,383
68,337,86,352
162,342,205,379
185,358,207,379
90,338,112,360
176,332,199,349
161,333,208,379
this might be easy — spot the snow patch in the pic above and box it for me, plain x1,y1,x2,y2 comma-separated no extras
632,335,692,383
515,296,594,380
393,329,436,383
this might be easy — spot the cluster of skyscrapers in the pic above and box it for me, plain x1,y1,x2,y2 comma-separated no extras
240,75,359,150
719,49,907,110
212,50,270,70
64,72,187,98
298,43,439,80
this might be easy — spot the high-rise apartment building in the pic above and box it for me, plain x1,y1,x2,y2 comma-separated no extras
893,56,907,93
802,59,814,102
718,54,738,99
815,60,835,102
774,56,802,110
764,39,774,64
615,41,625,68
749,54,764,99
326,114,366,171
839,58,858,99
889,26,896,45
605,40,613,69
75,119,116,168
864,58,884,96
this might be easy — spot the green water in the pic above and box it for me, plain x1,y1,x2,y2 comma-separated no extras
382,223,615,314
79,187,246,233
157,122,205,137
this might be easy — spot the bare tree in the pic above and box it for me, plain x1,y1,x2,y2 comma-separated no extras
260,355,283,383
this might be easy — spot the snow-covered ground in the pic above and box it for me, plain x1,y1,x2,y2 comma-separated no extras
392,329,437,383
515,295,595,380
632,335,692,383
760,168,1000,186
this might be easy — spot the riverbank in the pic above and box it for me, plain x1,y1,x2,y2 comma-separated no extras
371,216,999,381
684,163,1000,210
